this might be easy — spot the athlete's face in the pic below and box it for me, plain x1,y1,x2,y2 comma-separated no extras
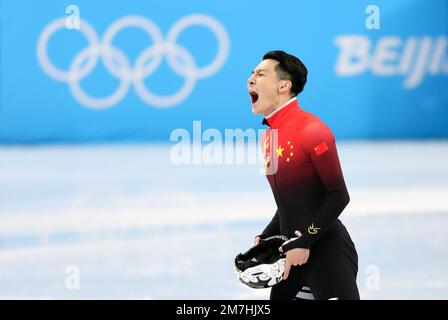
248,59,284,116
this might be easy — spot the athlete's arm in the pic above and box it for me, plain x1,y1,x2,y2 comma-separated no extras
282,123,350,251
257,209,280,239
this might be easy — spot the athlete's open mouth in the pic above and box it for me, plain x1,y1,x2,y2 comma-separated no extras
249,91,259,104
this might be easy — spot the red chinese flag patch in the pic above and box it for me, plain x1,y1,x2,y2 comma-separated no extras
313,141,329,156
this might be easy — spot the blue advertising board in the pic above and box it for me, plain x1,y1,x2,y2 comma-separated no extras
0,0,447,142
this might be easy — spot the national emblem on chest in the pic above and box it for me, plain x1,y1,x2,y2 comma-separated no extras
263,131,304,176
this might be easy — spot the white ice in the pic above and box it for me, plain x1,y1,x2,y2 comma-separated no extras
0,141,447,299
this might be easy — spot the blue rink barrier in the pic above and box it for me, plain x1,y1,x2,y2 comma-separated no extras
0,0,447,143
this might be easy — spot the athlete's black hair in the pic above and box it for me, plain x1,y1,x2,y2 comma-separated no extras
263,50,308,96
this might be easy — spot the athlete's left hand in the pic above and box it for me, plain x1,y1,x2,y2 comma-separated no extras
279,247,310,280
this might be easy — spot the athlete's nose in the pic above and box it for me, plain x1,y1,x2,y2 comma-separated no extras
248,74,255,86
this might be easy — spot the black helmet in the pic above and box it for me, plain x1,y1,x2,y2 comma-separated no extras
234,235,289,289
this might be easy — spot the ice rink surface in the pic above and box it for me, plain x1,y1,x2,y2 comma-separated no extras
1,141,448,299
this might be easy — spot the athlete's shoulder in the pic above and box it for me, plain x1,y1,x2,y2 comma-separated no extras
298,109,334,140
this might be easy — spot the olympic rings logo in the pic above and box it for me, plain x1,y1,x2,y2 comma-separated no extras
37,14,230,109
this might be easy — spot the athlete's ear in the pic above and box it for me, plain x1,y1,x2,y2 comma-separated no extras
278,80,292,95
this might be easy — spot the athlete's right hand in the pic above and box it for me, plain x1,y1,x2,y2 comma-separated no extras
254,236,261,246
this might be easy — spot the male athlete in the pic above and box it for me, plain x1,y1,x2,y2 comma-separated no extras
248,51,359,300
